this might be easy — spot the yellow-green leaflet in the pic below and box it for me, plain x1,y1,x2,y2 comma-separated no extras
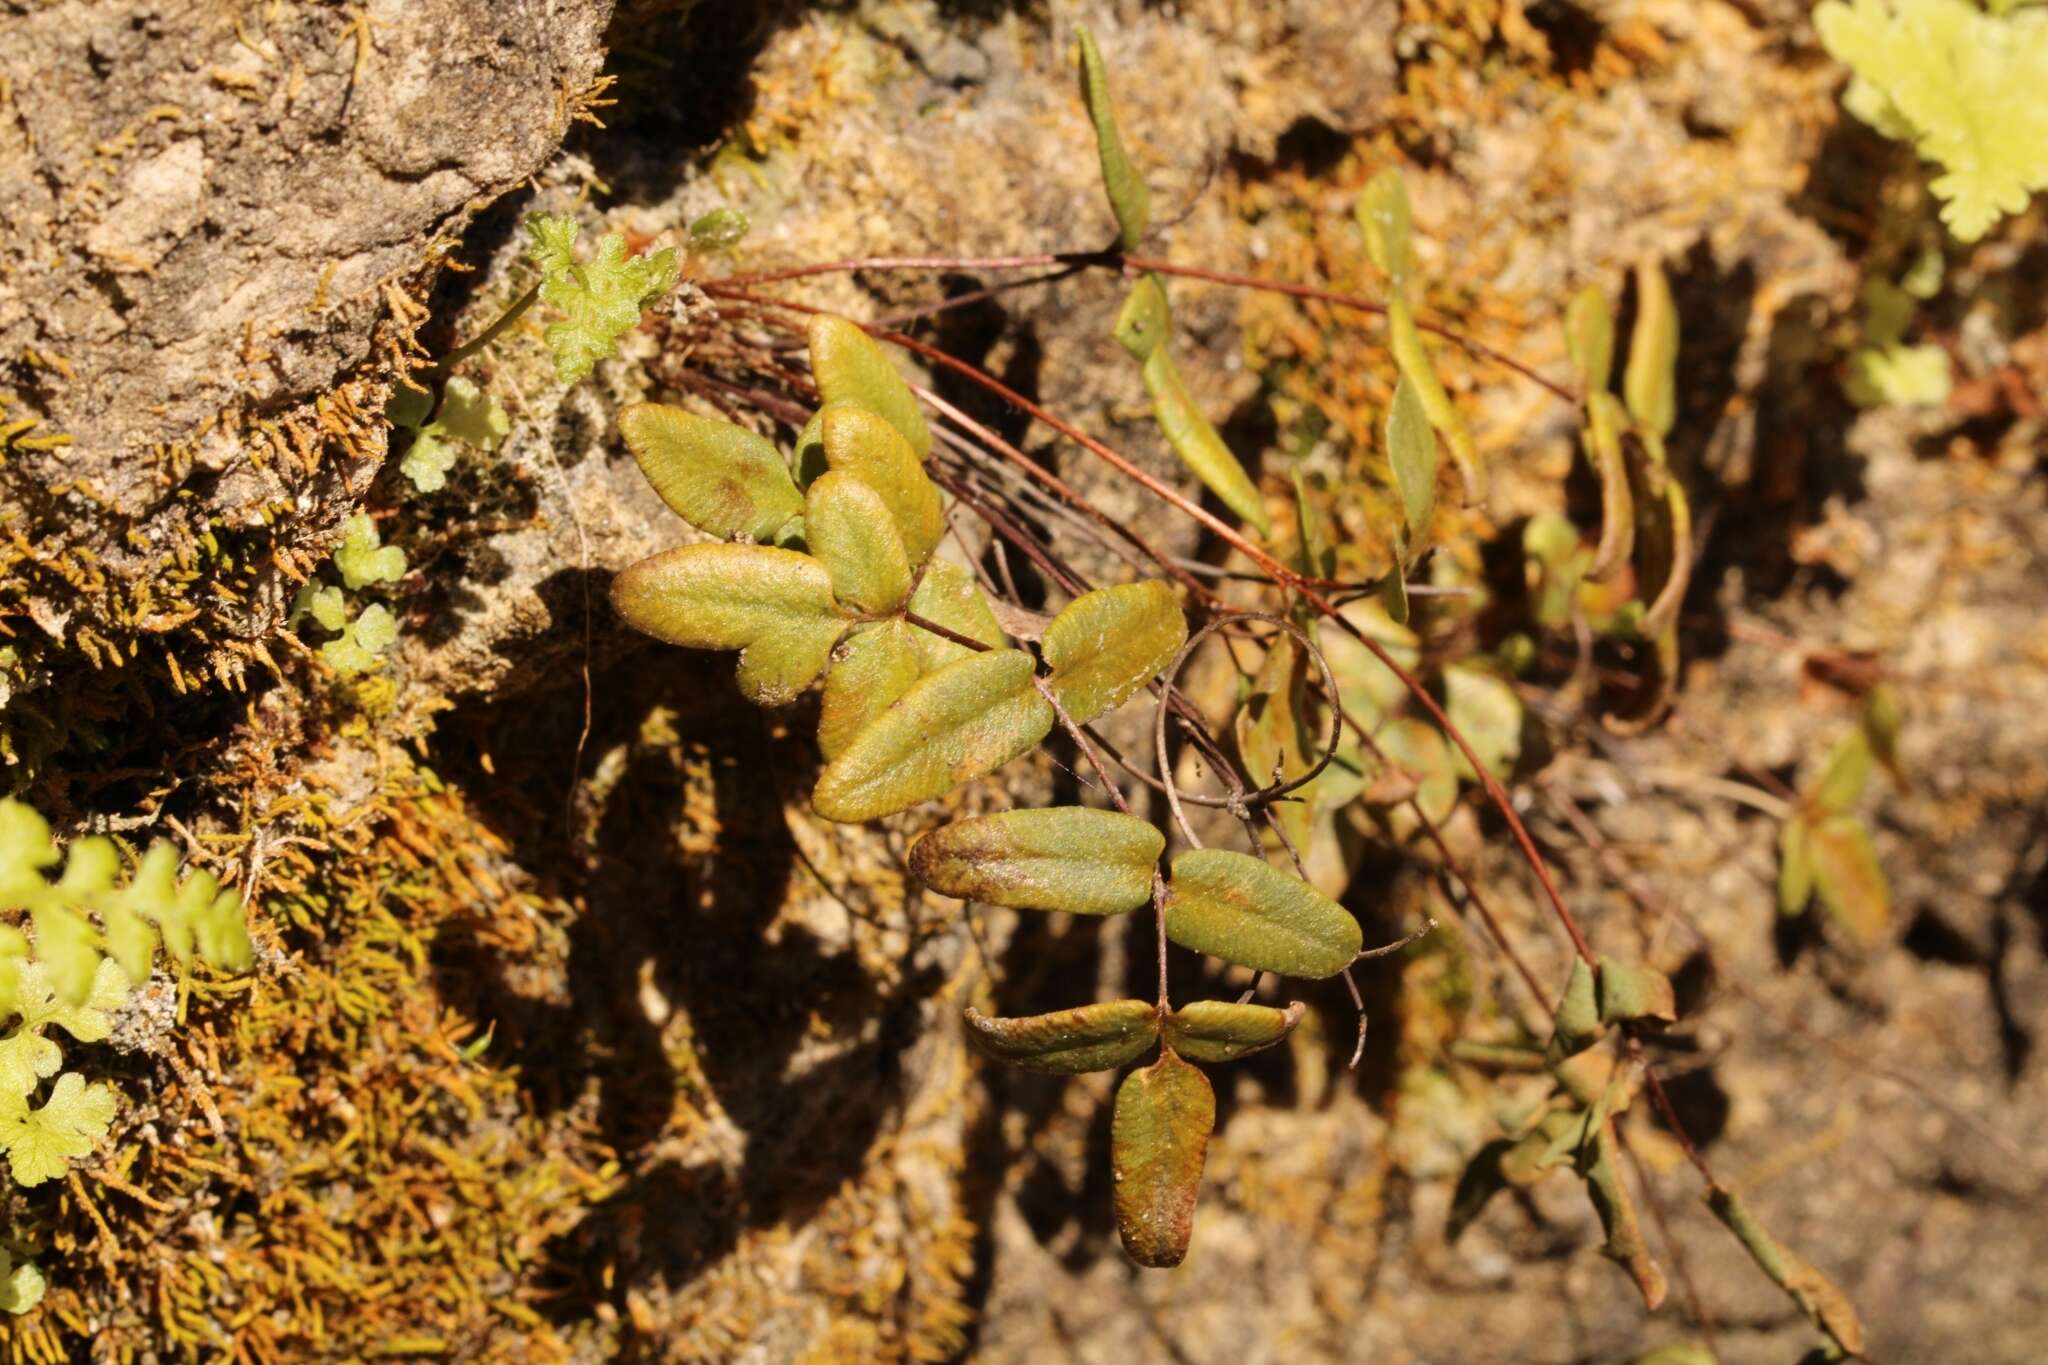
820,404,945,569
812,648,1054,822
906,559,1006,670
1707,1187,1865,1356
1386,373,1436,554
1584,391,1634,581
807,313,932,459
1162,848,1362,978
1140,345,1273,536
617,403,802,544
1374,716,1459,824
907,806,1163,915
1041,581,1188,726
817,621,925,761
804,472,912,614
1111,1049,1214,1268
611,543,849,707
1623,259,1679,437
963,1000,1159,1074
1355,167,1414,293
1075,25,1150,251
1387,297,1483,502
1113,274,1171,362
1164,1000,1304,1064
793,399,862,488
1807,813,1888,946
1565,284,1615,396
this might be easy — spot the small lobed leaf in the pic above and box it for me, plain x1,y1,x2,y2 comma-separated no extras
1139,346,1274,536
1074,25,1151,252
1566,284,1616,396
1623,259,1680,438
808,314,932,460
1041,581,1187,727
1111,1048,1214,1268
1164,999,1304,1064
907,806,1163,915
0,1071,117,1188
334,513,405,589
805,472,913,615
817,621,925,762
1386,374,1437,554
812,648,1054,822
1548,955,1604,1060
1707,1186,1866,1356
819,404,945,568
526,213,678,385
403,376,508,493
1807,813,1889,946
1163,849,1362,979
0,1251,44,1316
1596,957,1677,1025
1355,167,1414,292
963,1000,1159,1074
906,559,1006,671
618,402,802,543
611,543,849,707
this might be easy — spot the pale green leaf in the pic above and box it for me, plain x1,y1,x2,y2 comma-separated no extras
1387,298,1482,501
611,544,849,707
819,404,944,568
334,513,405,589
618,402,803,543
1075,25,1151,252
0,1071,117,1188
688,207,750,252
1373,716,1458,824
320,603,398,678
1623,259,1680,437
812,648,1054,822
1387,374,1437,554
805,473,913,615
1111,1049,1213,1268
1816,0,2048,241
1041,581,1187,726
964,999,1159,1074
1549,955,1603,1059
1579,1118,1668,1309
1847,342,1952,407
817,621,926,762
1140,346,1273,536
1811,729,1874,815
907,806,1163,915
526,213,678,384
402,376,509,493
1443,666,1522,782
1707,1186,1866,1356
1163,849,1362,978
1566,284,1615,396
0,1253,44,1315
808,314,932,460
1778,814,1815,916
1164,999,1303,1064
1596,956,1677,1025
1235,635,1314,855
1113,273,1171,362
905,559,1006,670
1808,813,1889,946
1355,167,1414,292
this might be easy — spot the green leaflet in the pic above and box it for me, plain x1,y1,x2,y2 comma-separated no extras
812,648,1054,822
1808,813,1888,946
1548,955,1603,1060
1778,814,1814,916
1596,957,1677,1025
1811,729,1874,815
820,405,945,569
1707,1187,1866,1357
963,1000,1159,1073
1235,635,1314,856
1356,167,1415,293
817,621,925,762
525,214,679,386
1113,276,1273,536
1387,297,1483,502
1041,581,1187,726
1584,391,1635,582
334,513,405,589
805,473,913,615
1074,26,1150,252
0,1071,118,1189
907,806,1163,915
905,559,1006,670
687,207,750,252
1162,849,1362,978
1386,373,1437,554
1579,1117,1668,1309
807,314,932,460
1565,284,1615,396
1443,666,1523,783
402,376,508,494
611,543,850,707
1111,1048,1214,1268
1374,716,1458,825
1164,999,1304,1064
618,402,803,544
1623,259,1679,438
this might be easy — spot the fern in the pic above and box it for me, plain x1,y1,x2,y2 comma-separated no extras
1817,0,2048,241
525,213,679,384
399,376,509,493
